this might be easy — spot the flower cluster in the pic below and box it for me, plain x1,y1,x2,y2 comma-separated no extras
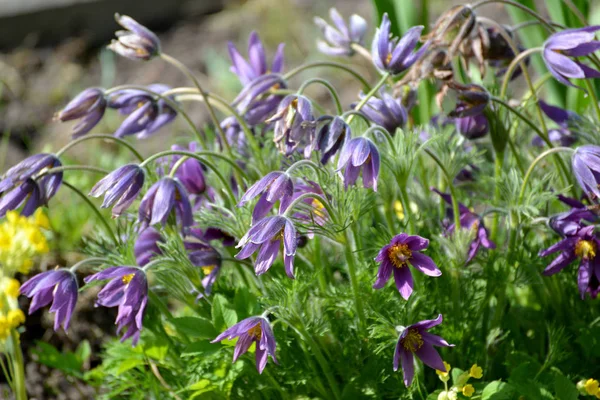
0,210,50,275
436,362,483,399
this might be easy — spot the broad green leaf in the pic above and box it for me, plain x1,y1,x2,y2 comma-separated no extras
554,372,579,400
181,341,221,358
171,316,217,339
211,294,238,332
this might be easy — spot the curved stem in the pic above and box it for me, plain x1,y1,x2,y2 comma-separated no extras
511,20,564,32
499,47,542,99
584,80,600,122
424,149,461,230
343,228,366,332
61,181,119,246
36,165,109,179
55,134,144,161
282,193,337,225
350,43,374,64
285,159,323,176
347,73,390,124
472,0,555,31
517,147,574,204
283,61,371,91
363,126,395,152
341,110,371,125
297,78,343,114
70,257,106,273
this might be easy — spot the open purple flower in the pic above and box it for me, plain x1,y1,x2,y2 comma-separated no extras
394,314,454,386
267,95,315,157
572,145,600,200
315,116,350,164
236,215,297,278
542,26,600,88
108,14,160,61
539,225,600,299
314,8,368,57
455,114,489,139
20,269,78,331
239,172,294,222
138,177,194,232
532,101,579,147
211,316,277,374
55,88,107,138
359,91,408,134
374,234,441,299
134,227,164,266
337,137,380,191
228,31,285,86
84,266,148,345
89,164,145,217
372,14,429,75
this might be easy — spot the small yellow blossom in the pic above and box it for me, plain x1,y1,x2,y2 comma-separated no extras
33,209,50,229
462,384,475,397
0,210,50,274
436,361,451,382
585,379,600,396
0,315,9,340
469,364,483,379
5,279,20,298
393,200,405,220
7,309,25,328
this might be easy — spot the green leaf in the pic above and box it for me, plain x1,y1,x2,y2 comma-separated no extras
181,341,221,358
32,341,83,378
75,340,91,365
234,286,258,319
554,373,579,400
482,381,516,400
211,294,238,332
116,358,145,374
171,316,217,339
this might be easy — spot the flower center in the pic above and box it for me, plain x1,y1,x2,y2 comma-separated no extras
247,324,262,339
201,265,216,275
575,239,596,260
401,328,424,352
122,273,135,284
386,52,393,64
388,243,412,268
312,199,326,218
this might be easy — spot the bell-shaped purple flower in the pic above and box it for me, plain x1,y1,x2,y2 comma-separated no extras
84,266,148,345
337,137,380,191
89,164,145,217
267,95,316,157
134,227,164,266
108,14,161,61
572,145,600,200
372,14,429,75
316,116,350,164
228,31,285,86
314,8,368,57
0,153,63,198
211,316,277,374
239,172,294,222
359,91,408,134
232,73,287,122
394,314,454,386
532,100,579,147
170,142,206,195
55,88,107,138
0,179,45,217
138,177,194,232
236,215,297,278
20,269,78,331
455,114,489,139
185,229,222,298
374,233,441,299
542,26,600,88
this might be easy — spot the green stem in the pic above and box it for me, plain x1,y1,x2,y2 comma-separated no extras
283,61,371,91
399,182,415,234
313,236,327,293
472,0,555,31
584,80,600,122
69,257,106,273
10,330,26,400
297,78,343,114
343,228,366,331
490,150,504,241
499,47,542,99
285,159,324,176
36,165,109,178
282,193,337,224
517,147,574,204
55,134,144,161
347,73,390,124
424,149,461,230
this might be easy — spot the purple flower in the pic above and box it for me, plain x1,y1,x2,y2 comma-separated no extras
455,114,489,139
211,316,277,374
0,153,63,200
315,116,350,164
228,31,284,86
359,91,408,134
236,216,297,278
372,14,429,75
134,227,164,266
238,172,294,222
0,179,45,217
232,74,287,122
532,100,579,147
394,314,454,386
185,229,222,298
85,267,148,345
550,195,596,236
432,188,495,262
170,142,206,195
108,14,160,61
267,95,316,157
280,181,329,228
539,225,600,299
438,82,490,118
314,8,368,57
572,145,600,200
374,233,441,299
337,137,380,191
543,26,600,88
20,269,78,331
54,88,107,138
138,177,194,232
89,164,145,217
220,116,249,156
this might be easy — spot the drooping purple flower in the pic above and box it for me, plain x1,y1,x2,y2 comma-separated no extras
236,215,297,278
89,164,145,217
267,95,316,157
359,91,408,134
337,137,380,191
314,8,368,57
394,314,454,386
211,316,277,374
20,269,78,331
185,229,222,298
438,82,490,118
238,172,294,222
432,188,495,262
232,74,287,122
84,266,148,345
134,227,164,266
315,116,350,164
228,31,285,86
539,225,600,299
108,14,161,61
0,179,45,217
374,233,441,299
54,88,107,138
372,14,429,75
572,145,600,200
549,195,596,236
532,100,579,147
542,26,600,88
455,114,489,139
169,142,206,195
0,153,63,199
138,177,194,232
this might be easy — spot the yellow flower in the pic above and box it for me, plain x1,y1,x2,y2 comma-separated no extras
469,364,483,379
393,200,405,220
462,384,475,397
33,209,50,229
5,279,20,298
585,379,600,396
7,309,25,328
0,210,50,275
436,361,451,382
0,315,9,340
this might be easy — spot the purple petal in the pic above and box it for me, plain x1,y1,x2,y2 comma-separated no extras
394,267,414,300
410,253,441,277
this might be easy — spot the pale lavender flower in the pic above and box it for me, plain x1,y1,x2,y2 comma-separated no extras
314,8,368,56
315,116,350,164
134,227,164,266
267,95,316,157
228,31,285,86
238,172,294,222
572,145,600,200
108,14,161,60
359,92,408,134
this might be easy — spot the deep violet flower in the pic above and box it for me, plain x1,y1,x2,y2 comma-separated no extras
549,195,596,236
0,179,45,218
455,114,489,139
238,171,294,222
134,227,164,266
315,116,350,164
280,181,329,228
108,14,161,61
232,73,287,120
55,88,107,138
337,137,380,191
228,31,285,86
394,314,454,386
138,177,194,232
314,8,368,57
20,269,78,331
89,164,145,217
267,95,316,157
236,216,297,278
539,225,600,299
170,142,206,195
372,14,429,75
532,100,580,147
185,229,222,298
572,145,600,200
85,267,148,345
211,316,277,374
542,26,600,88
359,91,408,134
374,233,441,299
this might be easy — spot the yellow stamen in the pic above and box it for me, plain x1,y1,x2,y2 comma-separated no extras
201,265,216,276
575,240,597,260
388,243,412,268
122,273,135,285
401,328,424,352
311,199,326,219
247,324,262,339
386,52,393,64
